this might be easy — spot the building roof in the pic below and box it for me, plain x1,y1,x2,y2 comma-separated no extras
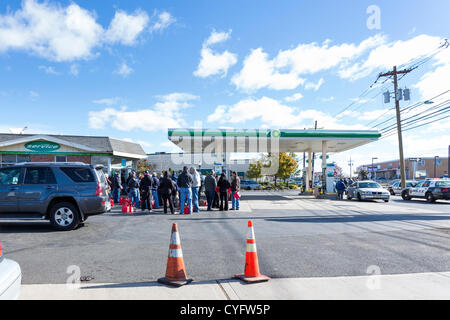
0,133,147,158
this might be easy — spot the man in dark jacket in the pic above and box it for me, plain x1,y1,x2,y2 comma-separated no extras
177,166,194,214
217,173,231,211
336,179,346,200
204,171,217,211
112,172,122,204
158,171,175,214
139,171,153,212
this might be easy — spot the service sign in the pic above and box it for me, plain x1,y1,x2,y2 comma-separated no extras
25,141,61,152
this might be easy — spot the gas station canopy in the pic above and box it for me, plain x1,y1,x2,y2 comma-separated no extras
168,129,381,154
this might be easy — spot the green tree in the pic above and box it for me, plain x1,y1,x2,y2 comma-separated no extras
273,152,298,186
358,168,369,180
137,160,155,175
247,161,263,181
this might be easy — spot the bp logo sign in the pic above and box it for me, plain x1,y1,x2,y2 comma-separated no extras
271,129,280,138
25,141,61,152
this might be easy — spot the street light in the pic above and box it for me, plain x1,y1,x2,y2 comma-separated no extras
372,157,378,180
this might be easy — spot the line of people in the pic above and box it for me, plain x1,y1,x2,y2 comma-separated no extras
108,166,241,214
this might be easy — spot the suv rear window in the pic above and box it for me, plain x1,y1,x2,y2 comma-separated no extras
60,167,95,183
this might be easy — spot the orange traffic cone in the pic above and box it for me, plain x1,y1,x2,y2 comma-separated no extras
235,220,270,283
158,223,193,287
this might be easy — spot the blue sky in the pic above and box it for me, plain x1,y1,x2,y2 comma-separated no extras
0,0,449,174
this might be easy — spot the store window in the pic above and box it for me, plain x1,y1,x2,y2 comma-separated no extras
55,155,67,163
17,155,31,163
1,154,18,167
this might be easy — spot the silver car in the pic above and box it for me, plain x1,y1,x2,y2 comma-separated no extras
347,180,390,202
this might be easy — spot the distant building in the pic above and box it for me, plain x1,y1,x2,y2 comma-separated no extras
358,157,449,180
146,152,252,177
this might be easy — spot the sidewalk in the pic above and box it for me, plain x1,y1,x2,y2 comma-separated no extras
19,271,450,300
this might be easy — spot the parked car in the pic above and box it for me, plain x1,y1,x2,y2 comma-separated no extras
388,180,418,195
402,179,450,203
347,180,390,202
240,180,262,190
0,242,21,300
0,162,110,231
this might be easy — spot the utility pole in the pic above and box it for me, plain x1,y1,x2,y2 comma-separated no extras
378,66,413,189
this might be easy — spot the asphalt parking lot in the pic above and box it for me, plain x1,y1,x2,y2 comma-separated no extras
1,191,449,284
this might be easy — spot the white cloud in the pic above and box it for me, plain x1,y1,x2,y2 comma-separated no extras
38,65,60,75
149,11,175,34
29,90,39,98
0,0,166,62
93,97,122,106
114,62,133,78
339,34,444,81
69,64,79,76
285,93,303,102
231,34,386,91
89,93,198,132
194,29,237,78
415,63,450,99
320,96,335,102
304,78,324,91
207,96,370,130
105,10,149,45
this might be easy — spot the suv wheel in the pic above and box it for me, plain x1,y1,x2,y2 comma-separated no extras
402,190,411,201
49,202,80,231
426,192,436,203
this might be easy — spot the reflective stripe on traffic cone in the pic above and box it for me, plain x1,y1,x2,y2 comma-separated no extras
235,220,270,283
158,223,193,287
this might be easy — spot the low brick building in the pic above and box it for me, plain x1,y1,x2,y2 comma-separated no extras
359,157,449,180
0,133,147,174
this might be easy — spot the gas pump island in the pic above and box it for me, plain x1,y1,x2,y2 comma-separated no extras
167,129,381,194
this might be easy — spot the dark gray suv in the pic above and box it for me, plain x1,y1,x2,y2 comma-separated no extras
0,162,109,231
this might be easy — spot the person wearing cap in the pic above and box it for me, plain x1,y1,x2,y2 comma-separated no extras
158,171,176,214
139,171,153,212
177,166,194,214
189,167,201,213
217,172,231,211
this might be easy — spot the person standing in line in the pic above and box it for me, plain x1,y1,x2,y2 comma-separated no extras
127,172,140,208
151,173,160,209
177,166,194,214
204,170,217,211
189,167,201,213
230,171,241,211
112,172,122,204
213,175,220,209
139,171,153,212
335,179,346,200
217,173,231,211
158,171,175,214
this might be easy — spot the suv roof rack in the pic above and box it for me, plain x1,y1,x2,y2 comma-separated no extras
13,162,89,166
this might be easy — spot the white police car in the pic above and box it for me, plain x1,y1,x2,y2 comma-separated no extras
402,179,450,203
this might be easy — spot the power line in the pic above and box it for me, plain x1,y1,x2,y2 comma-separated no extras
370,89,450,128
380,114,450,140
381,104,450,135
